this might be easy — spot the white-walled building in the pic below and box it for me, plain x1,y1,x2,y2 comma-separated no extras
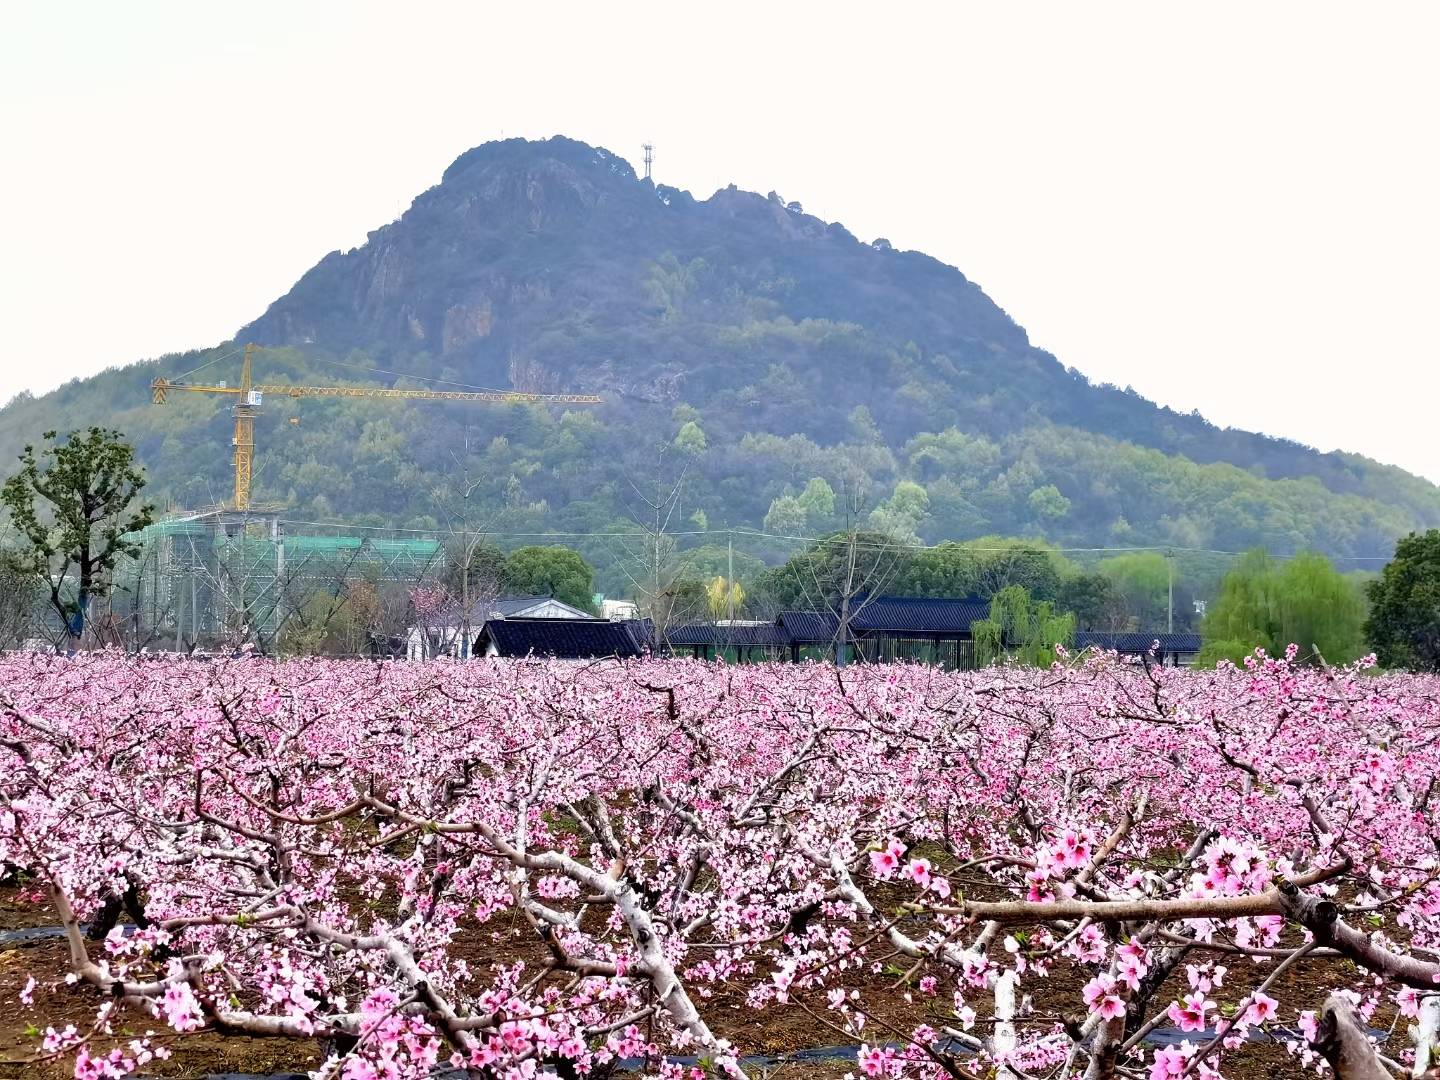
599,598,639,621
406,596,595,659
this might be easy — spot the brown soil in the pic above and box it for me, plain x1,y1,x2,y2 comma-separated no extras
0,887,1401,1079
0,888,316,1078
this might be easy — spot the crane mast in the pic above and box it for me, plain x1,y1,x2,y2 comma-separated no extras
233,343,257,510
152,344,603,512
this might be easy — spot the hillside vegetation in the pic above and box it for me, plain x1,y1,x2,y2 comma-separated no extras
2,136,1435,565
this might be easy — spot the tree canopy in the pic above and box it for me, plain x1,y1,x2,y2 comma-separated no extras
0,427,155,643
893,537,1073,602
501,546,598,614
1198,549,1367,666
746,530,917,616
972,585,1075,667
1096,552,1171,628
3,137,1437,571
1364,529,1440,671
1057,572,1126,631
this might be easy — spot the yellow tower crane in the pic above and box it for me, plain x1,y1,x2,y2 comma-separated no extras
152,343,603,511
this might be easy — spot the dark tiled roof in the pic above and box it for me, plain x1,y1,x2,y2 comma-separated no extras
664,624,792,647
850,596,990,633
1075,631,1203,654
483,618,644,659
663,625,716,646
491,596,551,616
776,610,840,643
777,597,990,642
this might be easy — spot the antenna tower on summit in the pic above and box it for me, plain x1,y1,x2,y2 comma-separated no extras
642,143,654,181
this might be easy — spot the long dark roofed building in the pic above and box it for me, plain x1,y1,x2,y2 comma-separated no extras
629,597,999,665
479,618,646,660
663,622,794,661
763,596,994,667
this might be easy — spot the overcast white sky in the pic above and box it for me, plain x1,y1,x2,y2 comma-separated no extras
2,2,1437,479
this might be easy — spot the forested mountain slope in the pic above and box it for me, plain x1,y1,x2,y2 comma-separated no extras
1,136,1434,560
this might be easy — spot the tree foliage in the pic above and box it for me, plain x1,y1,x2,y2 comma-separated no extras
2,137,1437,575
705,575,744,620
1057,571,1126,631
1097,551,1175,629
500,545,597,613
277,590,364,657
0,428,154,642
1199,549,1367,666
972,584,1075,666
893,537,1072,602
1364,529,1440,671
747,530,916,616
440,541,507,604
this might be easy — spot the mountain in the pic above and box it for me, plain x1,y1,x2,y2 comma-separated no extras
2,135,1437,575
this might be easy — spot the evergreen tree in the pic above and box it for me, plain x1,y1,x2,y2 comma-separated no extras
1,428,155,647
1364,529,1440,671
501,546,598,614
1057,572,1125,631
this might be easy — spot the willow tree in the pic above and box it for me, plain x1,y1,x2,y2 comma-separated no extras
973,585,1075,667
1198,549,1366,666
705,576,744,620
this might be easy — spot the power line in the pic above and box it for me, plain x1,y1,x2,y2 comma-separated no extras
171,346,246,384
186,517,1396,562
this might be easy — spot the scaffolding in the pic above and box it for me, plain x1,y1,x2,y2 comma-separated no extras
109,511,447,652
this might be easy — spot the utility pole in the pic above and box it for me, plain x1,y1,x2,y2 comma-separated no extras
173,570,182,656
642,143,654,181
837,529,857,667
191,546,199,645
273,516,286,649
726,532,735,624
1166,549,1175,634
232,343,257,511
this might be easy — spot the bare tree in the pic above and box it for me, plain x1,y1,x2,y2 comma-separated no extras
771,477,913,664
609,441,702,648
430,428,506,659
191,534,370,656
104,536,184,654
368,582,420,658
407,583,455,659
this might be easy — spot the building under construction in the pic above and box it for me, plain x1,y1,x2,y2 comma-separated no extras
73,343,605,652
107,510,449,653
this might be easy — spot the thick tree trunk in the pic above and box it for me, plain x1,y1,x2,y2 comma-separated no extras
1314,994,1390,1080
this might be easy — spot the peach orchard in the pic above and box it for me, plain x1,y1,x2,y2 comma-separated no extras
0,648,1438,1080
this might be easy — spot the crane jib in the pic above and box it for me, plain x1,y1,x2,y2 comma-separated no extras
151,379,600,405
148,346,601,510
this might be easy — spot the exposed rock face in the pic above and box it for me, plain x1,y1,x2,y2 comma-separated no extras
217,135,1440,547
442,297,493,354
239,136,1029,405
